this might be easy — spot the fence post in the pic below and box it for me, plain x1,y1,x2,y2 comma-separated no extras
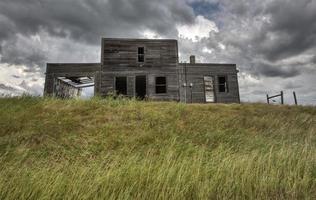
266,94,270,104
293,91,298,105
280,91,284,105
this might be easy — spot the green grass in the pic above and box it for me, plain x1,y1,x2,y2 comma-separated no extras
0,96,315,199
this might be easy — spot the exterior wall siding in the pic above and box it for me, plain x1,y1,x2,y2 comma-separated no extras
178,64,240,103
44,38,240,103
100,38,179,101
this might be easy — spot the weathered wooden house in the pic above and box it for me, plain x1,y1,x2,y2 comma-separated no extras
44,38,240,103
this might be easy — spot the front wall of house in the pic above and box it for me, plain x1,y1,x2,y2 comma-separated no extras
100,39,179,101
44,39,240,103
178,64,240,103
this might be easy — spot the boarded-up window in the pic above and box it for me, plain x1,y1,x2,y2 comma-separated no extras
218,76,228,93
115,77,127,95
138,47,144,62
155,77,167,94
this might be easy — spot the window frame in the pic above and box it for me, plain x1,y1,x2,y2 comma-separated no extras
137,47,145,63
218,75,228,93
155,76,167,94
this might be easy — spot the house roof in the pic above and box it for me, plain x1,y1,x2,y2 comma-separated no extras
57,76,94,88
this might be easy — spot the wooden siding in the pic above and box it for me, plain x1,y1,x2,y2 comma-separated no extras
100,38,179,101
178,63,240,103
43,38,240,103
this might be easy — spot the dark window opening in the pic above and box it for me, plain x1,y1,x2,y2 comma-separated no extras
115,77,127,95
155,77,167,94
138,47,144,62
218,76,228,93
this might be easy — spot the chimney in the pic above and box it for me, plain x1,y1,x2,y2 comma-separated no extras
190,55,195,64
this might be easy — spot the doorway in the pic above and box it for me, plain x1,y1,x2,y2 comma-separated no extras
115,77,127,95
204,76,215,103
135,75,146,99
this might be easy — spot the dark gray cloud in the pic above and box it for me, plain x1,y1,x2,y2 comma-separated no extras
0,0,194,44
253,62,301,78
257,0,316,61
0,35,47,70
312,55,316,64
196,0,316,79
0,0,194,71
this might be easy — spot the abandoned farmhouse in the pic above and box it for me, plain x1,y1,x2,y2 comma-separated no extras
44,38,240,103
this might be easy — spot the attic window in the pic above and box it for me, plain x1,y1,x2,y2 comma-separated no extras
218,76,228,93
155,77,167,94
138,47,144,62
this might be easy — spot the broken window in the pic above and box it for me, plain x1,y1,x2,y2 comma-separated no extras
138,47,144,62
115,76,127,95
155,77,167,94
218,76,228,93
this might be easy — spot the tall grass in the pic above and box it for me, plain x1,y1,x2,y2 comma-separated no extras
0,96,315,199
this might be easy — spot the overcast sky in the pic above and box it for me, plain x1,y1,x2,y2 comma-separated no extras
0,0,315,105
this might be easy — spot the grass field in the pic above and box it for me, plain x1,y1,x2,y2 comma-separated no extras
0,96,315,199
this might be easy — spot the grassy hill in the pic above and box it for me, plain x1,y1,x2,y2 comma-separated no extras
0,96,315,199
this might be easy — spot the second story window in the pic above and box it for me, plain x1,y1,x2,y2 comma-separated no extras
138,47,144,62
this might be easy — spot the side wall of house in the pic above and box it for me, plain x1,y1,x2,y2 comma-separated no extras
179,64,240,103
44,63,101,96
100,39,179,101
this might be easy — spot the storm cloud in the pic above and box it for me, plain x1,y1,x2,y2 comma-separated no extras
0,0,315,104
259,0,316,61
0,0,195,71
0,0,194,44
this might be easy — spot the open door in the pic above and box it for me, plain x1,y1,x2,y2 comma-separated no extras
135,75,146,99
204,76,215,103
